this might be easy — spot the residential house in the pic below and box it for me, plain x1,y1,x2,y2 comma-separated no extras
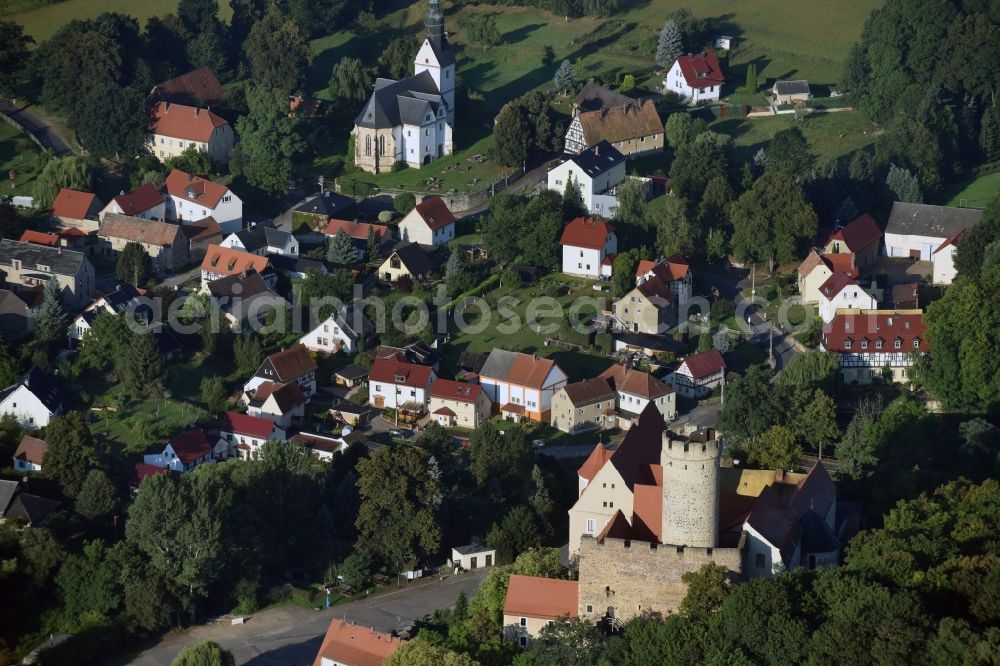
480,349,568,423
69,284,150,343
665,349,727,399
205,271,286,332
573,83,633,113
428,378,492,428
0,366,62,427
243,381,306,428
13,435,46,473
200,244,273,290
292,191,356,229
636,256,692,305
143,429,223,472
269,254,327,280
771,80,812,105
550,377,617,433
664,53,725,104
0,479,61,527
300,306,373,355
164,169,243,233
99,183,166,221
97,214,189,272
0,239,95,309
221,223,298,257
821,309,927,384
50,188,103,232
600,363,676,422
149,101,234,165
312,618,404,666
378,243,434,283
334,365,369,388
178,217,224,263
546,141,628,217
243,344,318,399
329,401,373,427
398,197,456,246
219,411,287,461
821,214,882,268
564,98,664,157
559,217,618,279
292,431,346,462
503,575,579,648
322,219,392,256
797,249,859,304
613,272,676,334
884,202,982,284
368,355,436,411
817,272,878,323
0,290,29,340
451,543,496,570
376,340,440,371
151,67,226,108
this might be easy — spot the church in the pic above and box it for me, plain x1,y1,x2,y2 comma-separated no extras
353,0,456,174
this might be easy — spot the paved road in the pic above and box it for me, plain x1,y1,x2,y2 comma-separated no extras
132,569,488,666
0,100,75,156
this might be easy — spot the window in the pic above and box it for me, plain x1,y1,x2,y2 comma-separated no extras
894,339,901,349
586,518,596,533
518,636,527,648
586,605,593,613
861,340,868,349
519,617,527,627
876,340,883,349
844,340,852,349
913,339,920,349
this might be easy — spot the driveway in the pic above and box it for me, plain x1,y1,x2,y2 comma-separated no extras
131,568,488,665
0,100,76,156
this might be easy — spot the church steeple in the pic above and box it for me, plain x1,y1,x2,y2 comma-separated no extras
425,0,446,53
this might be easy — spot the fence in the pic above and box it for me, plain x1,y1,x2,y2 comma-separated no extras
336,165,526,213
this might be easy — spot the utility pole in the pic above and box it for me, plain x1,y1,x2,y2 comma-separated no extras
318,174,325,194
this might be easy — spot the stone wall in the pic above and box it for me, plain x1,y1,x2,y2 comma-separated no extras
577,535,743,622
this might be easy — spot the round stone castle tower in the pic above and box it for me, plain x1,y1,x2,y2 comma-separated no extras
660,428,720,548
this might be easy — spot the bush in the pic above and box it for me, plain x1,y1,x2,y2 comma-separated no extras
710,298,735,321
394,192,416,214
377,210,394,223
595,333,613,354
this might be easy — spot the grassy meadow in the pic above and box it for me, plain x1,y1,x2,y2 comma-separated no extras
943,171,1000,209
0,121,46,196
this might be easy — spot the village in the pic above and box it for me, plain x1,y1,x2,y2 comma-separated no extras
0,0,998,664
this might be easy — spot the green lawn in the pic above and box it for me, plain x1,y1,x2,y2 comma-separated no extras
943,171,1000,210
724,341,768,373
0,122,47,197
8,0,233,41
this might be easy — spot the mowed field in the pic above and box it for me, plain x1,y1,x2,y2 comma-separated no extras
944,171,1000,209
7,0,232,41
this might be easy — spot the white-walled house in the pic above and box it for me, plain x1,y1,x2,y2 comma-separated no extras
143,429,223,472
99,183,166,221
665,349,726,399
599,363,676,422
219,411,287,461
546,141,627,217
559,217,617,279
164,169,243,233
817,272,878,323
300,306,373,355
884,202,982,274
149,101,234,165
479,349,568,423
368,356,436,410
243,381,306,429
932,231,961,285
13,436,46,473
398,197,456,246
664,53,725,104
221,224,298,257
0,366,62,428
243,344,318,399
821,310,928,385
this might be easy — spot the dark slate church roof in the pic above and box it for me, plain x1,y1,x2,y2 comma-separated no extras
354,72,446,129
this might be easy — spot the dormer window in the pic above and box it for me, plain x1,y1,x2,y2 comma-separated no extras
894,339,901,349
876,339,883,349
913,339,920,349
395,374,406,382
861,340,868,349
844,340,852,349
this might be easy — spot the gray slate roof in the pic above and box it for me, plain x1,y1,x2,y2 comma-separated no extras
0,239,89,276
232,224,292,252
0,479,18,514
773,79,810,95
480,348,519,381
355,71,445,129
568,140,626,178
330,305,373,340
293,191,355,218
574,82,632,112
886,202,984,240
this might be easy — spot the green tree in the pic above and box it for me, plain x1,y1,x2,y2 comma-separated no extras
483,193,527,264
561,176,586,220
327,228,360,265
232,334,263,380
394,192,416,214
980,106,1000,162
664,112,694,149
166,144,213,175
32,157,96,210
377,36,420,80
35,277,68,345
697,174,734,231
669,137,729,201
954,196,1000,278
177,0,218,34
171,640,235,666
79,313,131,373
466,14,501,51
835,394,882,479
620,73,636,92
116,241,152,287
794,389,839,457
730,172,818,271
553,59,577,94
245,12,311,92
611,248,643,298
885,164,923,203
384,638,478,666
234,86,306,195
775,351,840,394
742,63,758,93
337,552,372,588
614,178,647,227
486,505,541,564
0,21,33,97
680,562,731,622
329,56,372,102
199,376,228,413
355,446,441,570
519,190,563,270
366,226,380,263
44,411,101,498
656,196,697,257
746,424,802,469
75,469,119,521
491,102,530,167
717,365,784,444
121,331,163,399
185,23,229,76
765,127,814,178
655,19,682,69
55,539,126,626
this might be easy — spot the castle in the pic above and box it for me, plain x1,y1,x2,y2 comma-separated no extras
352,0,455,174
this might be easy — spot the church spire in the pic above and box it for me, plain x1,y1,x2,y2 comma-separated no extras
425,0,446,52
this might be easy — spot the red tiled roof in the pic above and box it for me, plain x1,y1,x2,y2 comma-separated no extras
632,470,663,541
503,574,578,620
154,67,225,107
369,357,434,388
797,250,825,279
221,411,277,439
637,256,689,282
429,378,482,403
674,52,725,89
500,402,525,414
265,344,317,381
413,197,456,231
312,619,404,666
58,227,87,238
323,218,390,240
578,442,613,480
433,406,456,416
935,228,964,254
51,188,99,219
818,271,857,300
825,214,882,253
201,244,270,277
680,349,726,380
164,169,230,208
596,510,636,541
14,435,47,466
111,183,163,216
599,364,673,400
821,253,859,279
252,381,306,412
602,253,617,266
822,311,928,353
133,462,172,485
560,217,614,250
151,101,228,143
19,230,59,247
168,429,214,464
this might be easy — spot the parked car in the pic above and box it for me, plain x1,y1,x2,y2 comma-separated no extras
390,428,413,439
532,439,546,448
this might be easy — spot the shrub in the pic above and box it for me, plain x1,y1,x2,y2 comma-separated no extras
394,192,416,214
595,332,613,354
711,298,735,321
